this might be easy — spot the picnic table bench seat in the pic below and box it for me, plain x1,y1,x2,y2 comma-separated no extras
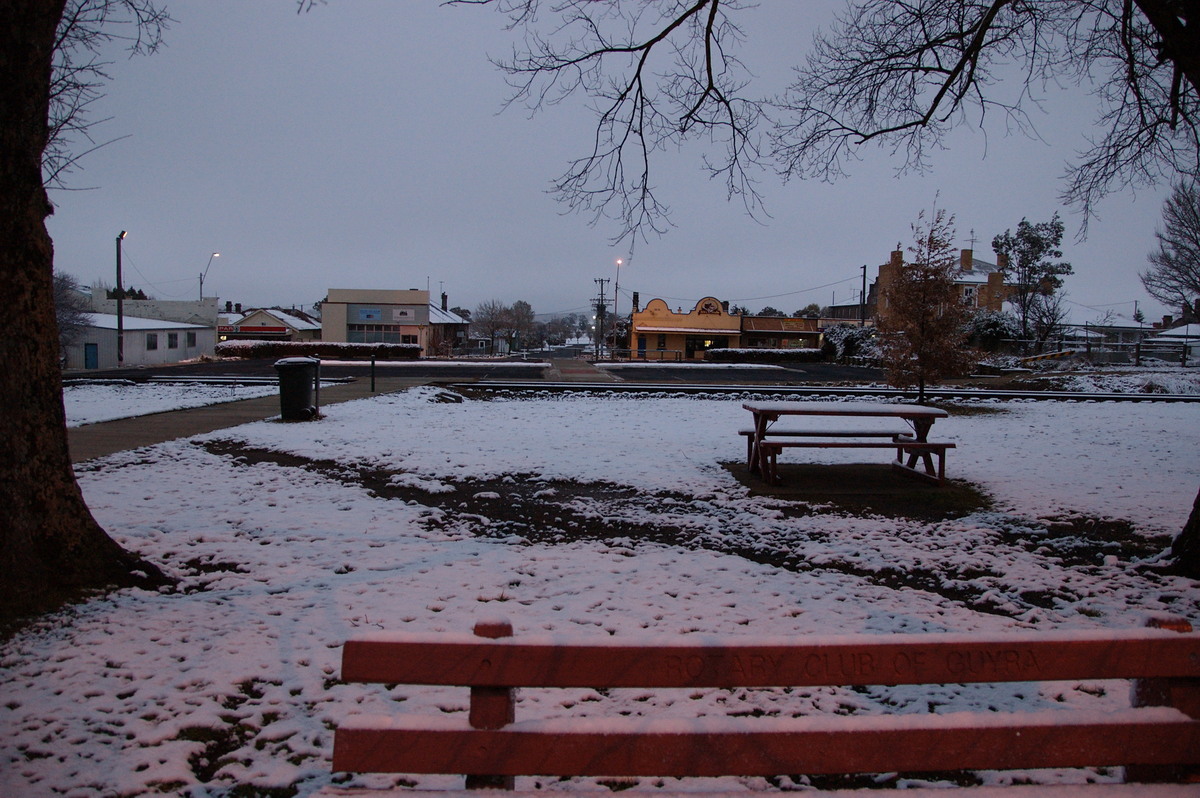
757,437,956,485
737,427,911,467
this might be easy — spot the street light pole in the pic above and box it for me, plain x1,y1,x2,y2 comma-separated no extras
116,231,127,364
612,258,623,360
199,252,220,300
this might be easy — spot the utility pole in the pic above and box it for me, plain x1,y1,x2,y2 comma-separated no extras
593,278,609,359
116,231,127,364
612,258,623,360
1134,300,1143,366
860,264,867,326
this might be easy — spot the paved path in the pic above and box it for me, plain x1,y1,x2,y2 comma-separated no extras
545,358,620,382
67,377,422,463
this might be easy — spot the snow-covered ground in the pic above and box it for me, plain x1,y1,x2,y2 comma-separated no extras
4,370,1199,797
63,381,280,427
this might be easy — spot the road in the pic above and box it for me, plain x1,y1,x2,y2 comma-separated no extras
63,357,886,386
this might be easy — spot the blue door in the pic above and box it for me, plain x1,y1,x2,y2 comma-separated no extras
84,343,98,369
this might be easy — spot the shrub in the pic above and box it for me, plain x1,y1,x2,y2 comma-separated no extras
215,340,422,360
705,347,824,364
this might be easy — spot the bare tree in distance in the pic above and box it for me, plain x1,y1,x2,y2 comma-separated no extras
442,0,1198,242
507,299,537,351
1141,181,1200,316
53,271,92,352
472,299,510,354
1026,288,1072,353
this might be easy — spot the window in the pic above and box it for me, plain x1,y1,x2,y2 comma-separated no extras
657,334,667,349
146,333,158,351
962,286,978,307
401,334,419,345
186,331,197,347
167,332,179,349
348,323,403,343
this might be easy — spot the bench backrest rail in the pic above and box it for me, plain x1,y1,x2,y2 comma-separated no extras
332,617,1200,787
340,628,1200,689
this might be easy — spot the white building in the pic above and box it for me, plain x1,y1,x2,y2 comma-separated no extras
63,313,215,370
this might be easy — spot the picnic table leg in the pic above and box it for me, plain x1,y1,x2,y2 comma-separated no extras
905,448,937,477
750,412,773,478
908,418,938,478
466,618,516,790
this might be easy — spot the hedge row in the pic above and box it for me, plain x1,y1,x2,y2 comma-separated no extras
215,340,422,360
704,347,825,364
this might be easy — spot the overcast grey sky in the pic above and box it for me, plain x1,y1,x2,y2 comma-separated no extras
46,2,1179,325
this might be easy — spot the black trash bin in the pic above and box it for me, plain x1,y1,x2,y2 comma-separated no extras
274,357,319,421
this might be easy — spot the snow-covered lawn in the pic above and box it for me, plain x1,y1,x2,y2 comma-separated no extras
63,381,280,427
3,374,1199,797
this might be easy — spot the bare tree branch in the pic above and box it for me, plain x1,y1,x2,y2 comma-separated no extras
1141,180,1200,309
453,2,1199,239
449,0,765,243
45,0,171,190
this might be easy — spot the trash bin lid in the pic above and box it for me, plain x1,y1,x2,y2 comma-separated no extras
274,356,320,367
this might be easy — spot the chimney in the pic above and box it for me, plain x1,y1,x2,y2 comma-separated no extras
235,303,242,314
225,301,232,313
632,291,640,313
996,253,1009,271
1164,315,1174,327
960,249,973,272
441,292,448,311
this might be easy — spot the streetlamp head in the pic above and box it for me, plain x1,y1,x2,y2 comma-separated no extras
117,230,127,240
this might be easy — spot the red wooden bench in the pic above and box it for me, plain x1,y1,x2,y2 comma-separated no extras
328,616,1200,791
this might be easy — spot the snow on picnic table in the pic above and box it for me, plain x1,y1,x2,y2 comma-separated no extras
3,374,1200,797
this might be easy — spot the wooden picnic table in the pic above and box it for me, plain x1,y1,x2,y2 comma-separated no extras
742,400,952,485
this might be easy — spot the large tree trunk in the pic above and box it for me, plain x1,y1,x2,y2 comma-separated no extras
0,0,166,630
1170,485,1200,578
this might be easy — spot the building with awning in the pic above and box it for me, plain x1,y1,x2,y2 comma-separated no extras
630,297,741,360
739,315,822,349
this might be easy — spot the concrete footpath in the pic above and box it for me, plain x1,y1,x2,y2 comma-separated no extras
67,377,422,464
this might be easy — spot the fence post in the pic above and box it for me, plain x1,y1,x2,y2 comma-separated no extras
466,617,515,790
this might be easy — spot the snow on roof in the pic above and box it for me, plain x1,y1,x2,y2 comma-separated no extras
1153,323,1200,339
234,308,321,331
85,313,206,331
428,304,468,325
